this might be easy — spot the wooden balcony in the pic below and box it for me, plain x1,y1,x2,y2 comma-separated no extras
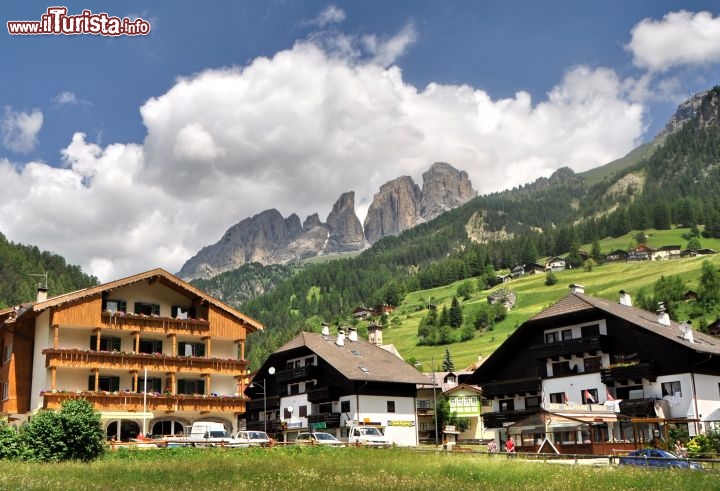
43,348,248,375
481,377,542,398
530,335,607,360
601,362,656,385
306,386,342,403
42,391,247,413
245,395,280,411
101,312,210,334
275,365,319,383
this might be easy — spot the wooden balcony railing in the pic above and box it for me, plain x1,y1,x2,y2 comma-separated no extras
530,335,607,360
43,348,248,375
275,365,319,383
101,312,210,334
42,391,247,413
481,377,542,399
601,362,656,385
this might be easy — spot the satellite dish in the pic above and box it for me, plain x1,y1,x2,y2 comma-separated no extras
268,367,275,375
287,406,293,413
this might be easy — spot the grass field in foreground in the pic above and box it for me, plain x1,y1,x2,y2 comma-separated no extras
1,447,717,491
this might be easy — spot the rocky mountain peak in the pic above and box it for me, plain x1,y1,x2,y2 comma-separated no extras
419,162,477,221
363,175,422,244
326,191,366,253
657,87,720,138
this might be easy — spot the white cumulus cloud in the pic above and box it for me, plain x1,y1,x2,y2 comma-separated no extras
627,10,720,72
0,42,645,281
1,107,43,153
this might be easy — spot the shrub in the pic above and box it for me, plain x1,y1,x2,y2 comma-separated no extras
545,272,558,286
0,419,24,460
20,399,104,462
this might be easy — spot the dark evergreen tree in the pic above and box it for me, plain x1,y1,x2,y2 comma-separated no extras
449,296,463,328
441,347,455,371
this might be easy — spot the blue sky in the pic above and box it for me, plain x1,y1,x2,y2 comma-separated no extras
2,1,720,280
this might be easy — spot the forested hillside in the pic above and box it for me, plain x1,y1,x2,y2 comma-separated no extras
0,232,98,308
191,88,720,368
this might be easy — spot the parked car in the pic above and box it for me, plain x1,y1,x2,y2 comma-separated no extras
295,432,344,446
232,430,271,447
618,449,703,470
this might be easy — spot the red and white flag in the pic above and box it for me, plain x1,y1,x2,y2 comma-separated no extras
584,390,596,403
606,390,615,401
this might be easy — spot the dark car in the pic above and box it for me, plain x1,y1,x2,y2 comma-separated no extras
618,449,703,470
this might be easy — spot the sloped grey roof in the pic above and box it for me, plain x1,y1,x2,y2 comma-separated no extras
276,332,433,385
532,292,720,355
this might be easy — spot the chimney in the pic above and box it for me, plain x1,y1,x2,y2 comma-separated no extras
619,290,632,307
336,329,345,347
569,284,585,294
348,327,358,342
321,323,330,336
36,286,48,303
657,302,671,326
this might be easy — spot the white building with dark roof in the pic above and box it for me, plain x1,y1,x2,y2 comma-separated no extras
244,329,432,446
467,285,720,454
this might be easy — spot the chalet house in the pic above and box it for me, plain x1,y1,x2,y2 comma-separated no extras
443,384,488,442
545,257,566,272
0,269,262,441
524,263,546,275
627,244,653,261
511,264,525,278
352,307,374,319
467,285,720,455
244,327,431,446
605,249,628,262
651,245,681,261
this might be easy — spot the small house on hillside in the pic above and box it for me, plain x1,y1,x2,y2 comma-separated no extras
605,249,628,262
652,245,681,261
545,257,567,272
628,244,653,261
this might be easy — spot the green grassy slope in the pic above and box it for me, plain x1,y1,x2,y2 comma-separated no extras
382,228,720,371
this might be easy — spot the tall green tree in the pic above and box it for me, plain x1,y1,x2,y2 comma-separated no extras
441,347,455,371
699,260,720,307
448,296,463,329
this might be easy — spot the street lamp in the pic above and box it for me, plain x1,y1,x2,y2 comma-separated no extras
250,367,275,433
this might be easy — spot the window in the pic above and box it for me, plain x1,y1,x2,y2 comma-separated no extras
581,324,600,336
662,381,682,397
139,339,162,354
583,356,602,372
103,299,127,313
446,375,456,384
470,396,478,405
305,357,315,366
499,399,515,412
562,329,573,340
138,377,162,393
417,399,431,409
581,388,598,404
171,305,196,319
88,375,120,392
3,343,12,363
545,332,559,344
134,302,160,316
284,407,292,418
552,361,572,376
318,403,332,413
2,382,8,400
177,379,205,395
289,383,300,395
299,405,307,418
341,400,350,413
90,335,121,352
550,392,566,404
178,342,205,357
525,396,541,409
387,401,396,413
